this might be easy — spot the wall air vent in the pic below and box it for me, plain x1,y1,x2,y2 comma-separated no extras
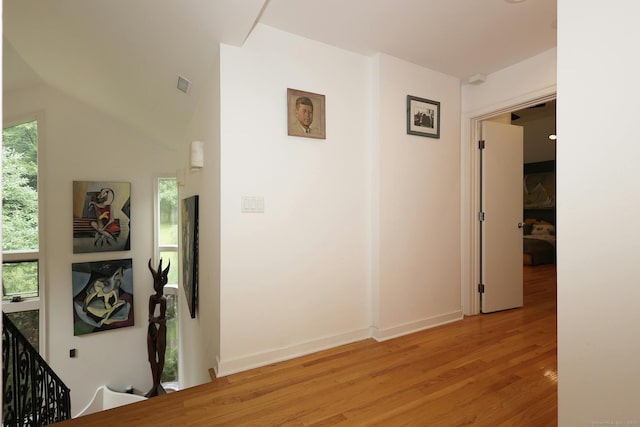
177,75,191,94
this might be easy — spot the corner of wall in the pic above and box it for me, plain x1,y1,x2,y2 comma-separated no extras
372,310,463,342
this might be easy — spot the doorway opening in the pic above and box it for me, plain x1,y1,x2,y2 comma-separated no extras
466,94,556,315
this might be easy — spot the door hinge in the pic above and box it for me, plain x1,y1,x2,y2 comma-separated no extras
478,283,485,294
478,140,485,150
478,211,485,222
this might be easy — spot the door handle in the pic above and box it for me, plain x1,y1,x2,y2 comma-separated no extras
518,222,525,229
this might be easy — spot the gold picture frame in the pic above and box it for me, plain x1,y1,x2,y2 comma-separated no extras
287,88,326,139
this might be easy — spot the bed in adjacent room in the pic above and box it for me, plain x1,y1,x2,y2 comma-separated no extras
523,217,555,265
523,160,556,266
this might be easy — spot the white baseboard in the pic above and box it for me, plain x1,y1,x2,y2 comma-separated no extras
215,328,371,377
214,311,463,376
371,310,463,342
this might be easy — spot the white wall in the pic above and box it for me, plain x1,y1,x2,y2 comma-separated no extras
3,84,180,414
460,48,557,315
462,48,557,116
213,24,466,374
372,54,462,339
216,25,372,374
178,47,221,388
557,1,640,424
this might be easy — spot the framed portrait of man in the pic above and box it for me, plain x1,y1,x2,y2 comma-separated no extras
287,88,326,139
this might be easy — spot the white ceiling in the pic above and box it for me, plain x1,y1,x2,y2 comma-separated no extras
3,0,557,144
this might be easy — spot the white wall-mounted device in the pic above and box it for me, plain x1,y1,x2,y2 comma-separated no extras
190,140,204,169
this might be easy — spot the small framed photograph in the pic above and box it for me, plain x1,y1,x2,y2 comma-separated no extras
407,95,440,138
287,88,326,139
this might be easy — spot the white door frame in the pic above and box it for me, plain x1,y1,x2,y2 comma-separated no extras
461,89,557,316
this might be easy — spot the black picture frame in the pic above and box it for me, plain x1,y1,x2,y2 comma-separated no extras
181,195,199,318
407,95,441,138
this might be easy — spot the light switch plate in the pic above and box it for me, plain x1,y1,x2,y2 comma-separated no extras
241,196,264,213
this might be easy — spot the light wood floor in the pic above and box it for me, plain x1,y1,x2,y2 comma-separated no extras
59,265,557,426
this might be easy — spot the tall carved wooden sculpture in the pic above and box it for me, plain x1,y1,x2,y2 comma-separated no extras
146,259,170,398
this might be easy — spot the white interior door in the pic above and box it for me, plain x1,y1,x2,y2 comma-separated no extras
481,121,524,313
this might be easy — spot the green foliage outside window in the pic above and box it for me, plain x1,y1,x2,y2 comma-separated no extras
3,121,39,298
159,178,178,237
160,285,179,384
159,178,179,385
2,121,40,350
6,310,39,351
2,121,38,252
2,262,38,300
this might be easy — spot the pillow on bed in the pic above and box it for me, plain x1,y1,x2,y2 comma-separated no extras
530,223,555,235
524,218,552,225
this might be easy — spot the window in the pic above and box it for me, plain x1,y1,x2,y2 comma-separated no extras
155,177,179,387
2,119,44,353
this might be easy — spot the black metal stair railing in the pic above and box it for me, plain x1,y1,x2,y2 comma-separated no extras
2,312,71,426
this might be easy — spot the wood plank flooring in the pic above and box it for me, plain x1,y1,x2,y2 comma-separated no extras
58,265,557,426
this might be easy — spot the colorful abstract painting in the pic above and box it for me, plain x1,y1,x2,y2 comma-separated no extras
73,181,131,253
72,258,134,336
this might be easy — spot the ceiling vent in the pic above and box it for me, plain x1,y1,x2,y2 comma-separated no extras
177,75,191,94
